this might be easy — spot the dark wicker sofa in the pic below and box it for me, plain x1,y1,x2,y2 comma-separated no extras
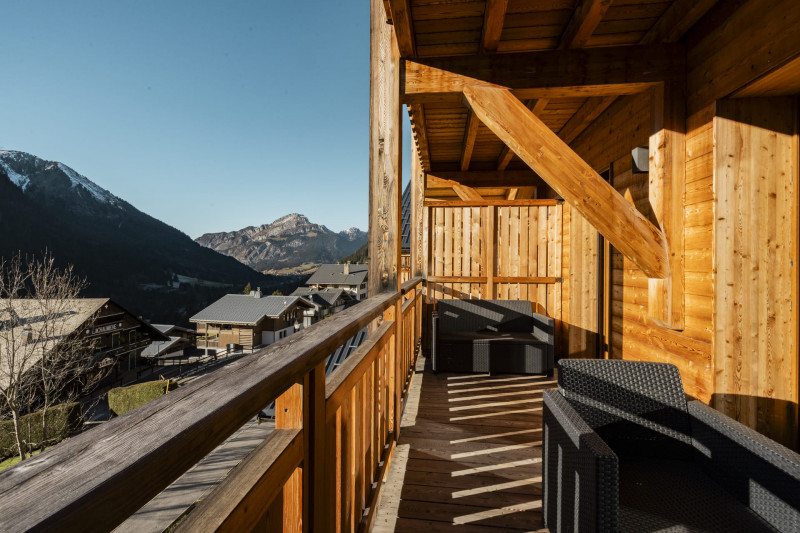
431,299,554,375
543,359,800,532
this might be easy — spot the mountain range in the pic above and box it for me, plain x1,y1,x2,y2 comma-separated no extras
196,214,366,275
0,150,300,325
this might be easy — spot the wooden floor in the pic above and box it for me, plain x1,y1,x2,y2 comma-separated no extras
372,354,553,532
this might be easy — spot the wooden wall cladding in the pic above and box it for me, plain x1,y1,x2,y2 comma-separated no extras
567,91,715,402
713,97,798,449
686,0,800,115
426,204,566,354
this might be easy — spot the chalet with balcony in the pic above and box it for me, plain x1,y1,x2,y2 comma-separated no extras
0,298,168,391
190,292,315,350
306,262,368,300
290,287,354,327
2,1,800,531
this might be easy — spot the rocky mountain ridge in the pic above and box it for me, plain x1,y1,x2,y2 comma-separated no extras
196,213,366,274
0,150,296,324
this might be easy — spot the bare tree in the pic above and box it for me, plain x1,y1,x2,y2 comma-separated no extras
0,253,103,461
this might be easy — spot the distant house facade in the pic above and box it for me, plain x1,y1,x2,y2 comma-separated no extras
0,298,169,393
306,263,368,300
190,291,315,351
290,287,354,327
141,324,196,362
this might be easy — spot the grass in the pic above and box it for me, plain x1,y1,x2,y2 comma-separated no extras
0,448,42,472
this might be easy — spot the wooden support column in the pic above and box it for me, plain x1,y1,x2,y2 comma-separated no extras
370,0,402,296
648,81,685,330
463,86,669,279
302,362,325,532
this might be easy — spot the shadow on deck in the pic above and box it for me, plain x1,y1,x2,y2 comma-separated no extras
373,354,554,532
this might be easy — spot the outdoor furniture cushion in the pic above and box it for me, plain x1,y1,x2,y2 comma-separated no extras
431,299,554,375
543,359,800,533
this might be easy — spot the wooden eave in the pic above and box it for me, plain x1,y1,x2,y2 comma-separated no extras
400,0,717,189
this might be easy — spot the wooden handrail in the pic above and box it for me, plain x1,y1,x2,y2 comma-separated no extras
0,278,423,533
177,428,304,532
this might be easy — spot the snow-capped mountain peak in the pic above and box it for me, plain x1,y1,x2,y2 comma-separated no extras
0,150,122,208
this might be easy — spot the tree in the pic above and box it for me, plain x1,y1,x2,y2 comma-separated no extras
243,282,252,295
0,253,102,461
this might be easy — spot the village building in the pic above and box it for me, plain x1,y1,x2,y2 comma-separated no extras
10,1,800,531
141,324,196,362
190,291,314,351
305,263,368,300
289,287,354,327
0,298,169,392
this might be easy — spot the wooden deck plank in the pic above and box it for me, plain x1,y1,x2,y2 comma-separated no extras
372,355,551,531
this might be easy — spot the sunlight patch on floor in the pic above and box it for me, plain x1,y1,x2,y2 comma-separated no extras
451,458,541,477
450,441,542,459
447,381,554,394
447,397,542,411
449,406,542,421
451,476,542,498
450,428,541,444
448,389,543,402
453,499,543,524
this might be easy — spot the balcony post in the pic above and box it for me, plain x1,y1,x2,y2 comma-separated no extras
303,362,326,532
369,0,403,297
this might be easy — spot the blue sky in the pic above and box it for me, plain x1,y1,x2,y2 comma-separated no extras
1,1,411,238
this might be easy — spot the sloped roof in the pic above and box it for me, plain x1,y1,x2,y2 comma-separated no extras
189,294,314,325
151,324,194,336
142,336,185,358
306,263,368,287
290,287,353,308
0,298,167,388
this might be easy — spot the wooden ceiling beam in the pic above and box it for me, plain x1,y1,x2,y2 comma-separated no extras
557,95,617,144
640,0,719,45
550,0,712,148
452,183,484,201
386,0,416,57
558,0,612,49
427,170,540,188
515,186,537,200
463,85,668,279
402,44,681,104
460,111,480,171
482,0,508,53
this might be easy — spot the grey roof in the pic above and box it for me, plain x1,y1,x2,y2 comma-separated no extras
142,336,184,357
402,182,411,252
189,295,314,325
290,287,353,308
306,263,368,287
151,324,194,335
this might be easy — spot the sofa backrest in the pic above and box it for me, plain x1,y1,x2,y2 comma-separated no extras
558,359,693,459
436,299,553,342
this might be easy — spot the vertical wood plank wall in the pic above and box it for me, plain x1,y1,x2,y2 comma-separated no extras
567,91,715,405
713,98,798,449
557,0,800,447
427,204,566,354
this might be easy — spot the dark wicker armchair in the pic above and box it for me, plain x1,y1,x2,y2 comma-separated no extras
543,359,800,532
431,298,554,375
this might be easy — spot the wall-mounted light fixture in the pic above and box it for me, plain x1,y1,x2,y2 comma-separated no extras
632,146,648,174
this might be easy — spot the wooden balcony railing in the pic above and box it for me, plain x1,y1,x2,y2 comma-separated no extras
0,277,424,533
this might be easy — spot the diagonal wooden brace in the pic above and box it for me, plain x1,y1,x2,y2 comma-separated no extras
462,85,669,280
